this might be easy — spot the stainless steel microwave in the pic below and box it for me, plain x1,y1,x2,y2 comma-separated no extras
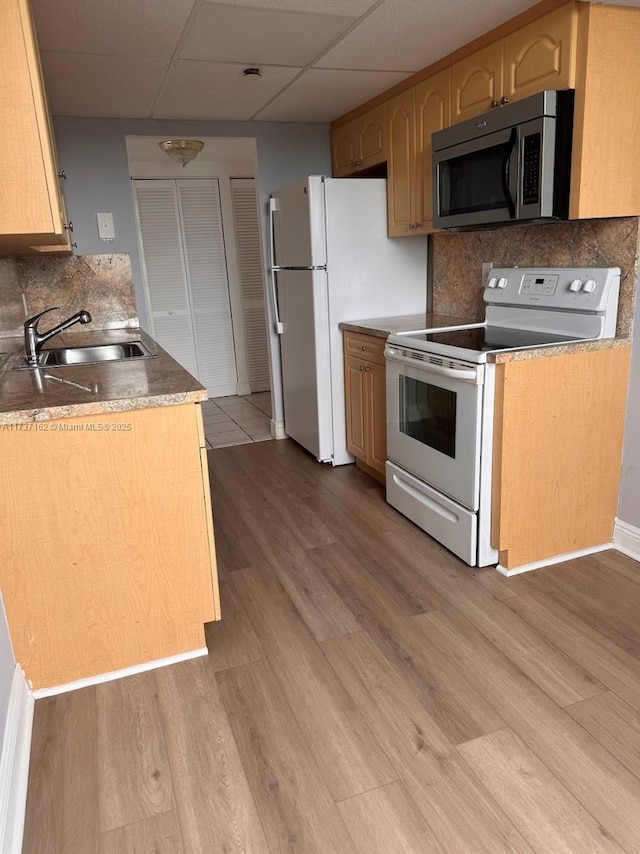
432,89,574,230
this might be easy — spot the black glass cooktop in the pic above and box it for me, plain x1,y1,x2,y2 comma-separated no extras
404,325,584,351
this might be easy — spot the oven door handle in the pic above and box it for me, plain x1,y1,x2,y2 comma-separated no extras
385,347,481,382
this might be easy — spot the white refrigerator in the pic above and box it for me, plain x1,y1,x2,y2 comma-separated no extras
269,176,427,466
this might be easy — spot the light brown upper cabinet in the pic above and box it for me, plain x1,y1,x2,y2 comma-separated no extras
332,105,386,177
503,4,576,103
452,6,575,124
386,70,451,236
0,0,71,253
451,42,504,124
569,2,640,219
414,68,451,233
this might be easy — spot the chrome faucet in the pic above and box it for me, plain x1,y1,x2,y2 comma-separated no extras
24,307,92,366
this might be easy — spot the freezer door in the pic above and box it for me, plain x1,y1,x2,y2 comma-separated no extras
278,268,333,461
272,177,326,268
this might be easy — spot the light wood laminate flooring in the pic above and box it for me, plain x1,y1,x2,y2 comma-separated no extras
23,439,640,853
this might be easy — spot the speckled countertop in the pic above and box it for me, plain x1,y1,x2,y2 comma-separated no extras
340,315,631,362
0,329,206,425
340,313,478,338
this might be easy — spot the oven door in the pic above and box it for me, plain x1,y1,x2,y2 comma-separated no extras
433,126,520,230
385,348,484,511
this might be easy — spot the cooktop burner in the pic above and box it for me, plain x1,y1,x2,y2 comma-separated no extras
406,325,586,351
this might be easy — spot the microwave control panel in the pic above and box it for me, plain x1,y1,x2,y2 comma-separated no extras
522,134,541,205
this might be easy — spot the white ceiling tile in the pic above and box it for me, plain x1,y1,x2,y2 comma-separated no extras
180,3,355,66
315,0,538,72
203,0,379,14
153,61,301,120
41,53,170,118
255,68,408,122
31,0,196,59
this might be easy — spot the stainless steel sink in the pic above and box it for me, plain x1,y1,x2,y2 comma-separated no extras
16,341,153,368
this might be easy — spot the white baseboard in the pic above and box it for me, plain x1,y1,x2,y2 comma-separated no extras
237,382,252,396
496,542,611,576
270,418,286,440
0,666,34,854
32,646,208,699
614,518,640,562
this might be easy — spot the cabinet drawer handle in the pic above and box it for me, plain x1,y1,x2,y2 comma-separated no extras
361,345,367,351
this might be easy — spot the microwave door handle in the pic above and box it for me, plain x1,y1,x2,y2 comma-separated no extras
502,128,517,219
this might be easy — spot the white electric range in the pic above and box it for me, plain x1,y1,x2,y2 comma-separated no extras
384,266,621,568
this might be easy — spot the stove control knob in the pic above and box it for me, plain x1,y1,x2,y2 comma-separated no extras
497,277,508,289
487,277,498,289
583,279,597,293
569,279,583,292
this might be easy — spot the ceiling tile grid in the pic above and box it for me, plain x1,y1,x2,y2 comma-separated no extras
179,3,356,66
154,61,301,120
41,53,171,118
255,68,409,122
31,0,548,122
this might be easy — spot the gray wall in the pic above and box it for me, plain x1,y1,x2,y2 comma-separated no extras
619,293,640,528
54,118,331,330
0,592,16,746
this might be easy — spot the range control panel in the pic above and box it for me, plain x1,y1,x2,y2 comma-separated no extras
484,267,621,313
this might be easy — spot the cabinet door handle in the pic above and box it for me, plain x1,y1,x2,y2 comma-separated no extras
490,99,500,109
57,170,67,180
361,345,367,351
64,221,73,233
364,366,370,372
500,96,510,106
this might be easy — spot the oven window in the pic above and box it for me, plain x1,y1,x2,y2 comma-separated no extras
439,143,509,216
399,376,456,458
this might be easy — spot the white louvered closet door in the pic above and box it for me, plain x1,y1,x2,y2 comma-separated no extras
134,180,198,377
135,179,238,398
230,178,270,392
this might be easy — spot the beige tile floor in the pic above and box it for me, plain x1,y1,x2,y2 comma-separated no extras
201,392,272,449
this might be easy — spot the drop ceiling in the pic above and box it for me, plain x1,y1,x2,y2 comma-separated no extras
30,0,618,124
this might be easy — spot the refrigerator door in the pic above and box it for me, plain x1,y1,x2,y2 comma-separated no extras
277,267,332,462
272,177,327,268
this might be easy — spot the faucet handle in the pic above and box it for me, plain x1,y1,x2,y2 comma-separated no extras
24,307,60,329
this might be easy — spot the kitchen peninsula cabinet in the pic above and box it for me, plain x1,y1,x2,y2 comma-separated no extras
344,332,387,482
491,346,630,572
332,105,386,177
0,0,71,254
0,402,220,691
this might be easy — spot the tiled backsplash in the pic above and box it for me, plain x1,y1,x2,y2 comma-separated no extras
0,254,137,338
431,217,640,337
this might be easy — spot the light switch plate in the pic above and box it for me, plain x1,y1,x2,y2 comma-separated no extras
97,212,115,241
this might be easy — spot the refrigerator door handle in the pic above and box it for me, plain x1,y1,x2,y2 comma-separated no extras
268,197,284,335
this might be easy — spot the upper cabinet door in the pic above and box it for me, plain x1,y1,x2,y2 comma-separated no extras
503,4,576,104
355,104,386,170
385,90,415,237
414,67,451,233
451,41,503,124
0,0,69,250
332,119,358,177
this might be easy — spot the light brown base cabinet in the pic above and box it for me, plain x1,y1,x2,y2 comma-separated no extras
491,346,631,570
344,332,387,483
0,403,220,690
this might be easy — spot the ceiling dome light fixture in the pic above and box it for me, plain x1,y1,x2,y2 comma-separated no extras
159,139,204,167
243,67,262,80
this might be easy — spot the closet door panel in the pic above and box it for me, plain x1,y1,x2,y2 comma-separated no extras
134,180,198,376
178,179,237,398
